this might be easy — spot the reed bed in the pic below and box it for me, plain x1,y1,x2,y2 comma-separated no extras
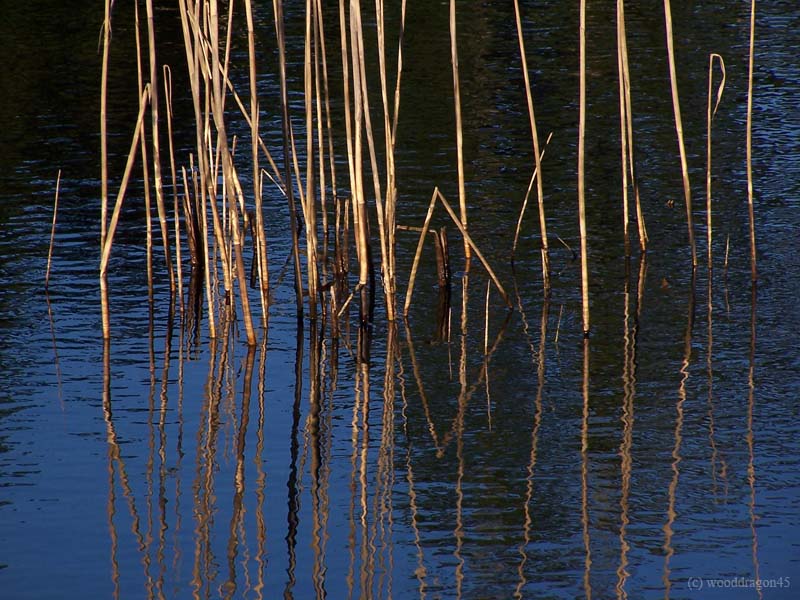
94,0,759,346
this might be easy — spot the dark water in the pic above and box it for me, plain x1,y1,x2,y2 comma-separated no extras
1,1,799,599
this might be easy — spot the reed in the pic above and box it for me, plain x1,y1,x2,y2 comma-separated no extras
746,0,758,282
273,0,305,320
663,0,697,268
163,66,184,310
616,0,647,254
95,0,760,347
511,133,553,265
706,54,726,270
45,170,61,291
512,0,550,292
100,0,110,252
244,0,270,323
144,0,175,293
578,0,590,336
100,87,151,339
450,0,469,263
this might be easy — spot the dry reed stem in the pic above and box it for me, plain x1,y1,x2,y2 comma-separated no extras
449,0,469,262
746,0,758,281
45,170,61,291
403,188,439,316
578,0,590,336
376,0,399,321
304,0,320,319
163,66,184,309
436,190,511,307
315,0,339,271
511,132,553,263
617,0,631,256
663,0,697,268
134,1,154,299
101,87,151,339
272,0,304,318
706,54,726,270
484,280,490,355
244,0,270,320
513,0,550,292
100,0,110,249
614,0,647,253
144,0,174,293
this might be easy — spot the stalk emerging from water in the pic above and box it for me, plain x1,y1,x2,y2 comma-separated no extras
512,0,550,293
449,0,469,264
663,0,697,268
45,170,61,291
578,0,590,336
746,0,758,282
706,54,726,270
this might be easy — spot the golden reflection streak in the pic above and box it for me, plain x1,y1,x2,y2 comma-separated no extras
222,345,256,599
358,325,374,600
747,285,762,600
319,332,334,600
145,309,157,599
581,337,593,600
662,273,694,599
346,331,361,600
514,294,548,600
191,331,227,599
156,307,176,600
706,269,727,499
373,324,399,598
106,351,120,600
172,320,186,584
399,321,429,598
454,274,469,600
102,340,150,596
284,325,304,600
616,256,643,599
308,320,327,600
253,334,269,600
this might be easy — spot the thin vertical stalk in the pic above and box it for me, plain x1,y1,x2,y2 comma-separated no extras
210,0,256,344
274,0,305,320
376,0,398,320
706,54,726,270
101,88,151,340
244,0,270,321
616,0,631,256
449,0,469,262
134,1,154,300
512,0,550,293
578,0,590,336
617,0,647,251
45,170,61,291
304,0,320,319
144,0,175,292
163,66,184,309
663,0,697,267
746,0,758,281
100,0,111,250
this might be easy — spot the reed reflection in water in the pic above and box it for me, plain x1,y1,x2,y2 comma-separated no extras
91,266,781,599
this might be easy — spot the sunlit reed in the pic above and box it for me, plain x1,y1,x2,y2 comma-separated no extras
663,0,697,268
513,0,550,292
662,273,695,595
578,0,590,336
45,170,61,291
746,0,758,282
450,0,469,265
706,54,726,270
